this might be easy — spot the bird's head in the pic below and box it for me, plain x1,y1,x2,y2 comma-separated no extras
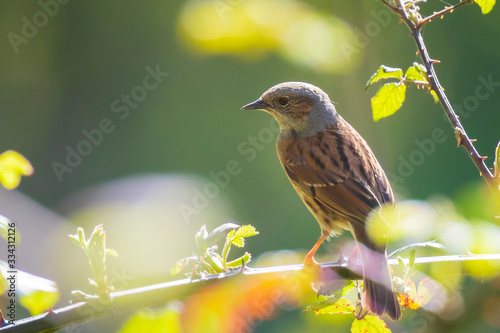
241,82,338,136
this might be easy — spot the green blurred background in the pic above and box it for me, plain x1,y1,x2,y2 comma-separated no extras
1,0,500,332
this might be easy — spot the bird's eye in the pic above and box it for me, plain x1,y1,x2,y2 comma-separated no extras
278,97,289,106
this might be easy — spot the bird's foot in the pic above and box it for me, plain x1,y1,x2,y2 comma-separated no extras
303,255,323,275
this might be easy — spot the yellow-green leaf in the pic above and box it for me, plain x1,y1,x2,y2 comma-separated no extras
20,289,59,316
0,262,60,315
0,150,34,190
106,248,118,257
317,279,355,297
351,315,391,333
305,297,355,315
371,83,407,121
429,89,439,103
227,252,251,267
474,0,495,14
366,65,404,91
233,225,259,239
69,234,82,248
405,63,427,83
0,271,7,295
119,306,181,333
0,215,13,242
228,225,259,248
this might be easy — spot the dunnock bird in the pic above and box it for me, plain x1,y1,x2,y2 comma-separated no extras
241,82,401,320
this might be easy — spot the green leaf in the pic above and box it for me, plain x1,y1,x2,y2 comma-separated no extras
69,234,82,248
351,315,391,333
405,63,427,83
195,225,209,248
20,289,59,316
474,0,496,14
409,249,416,269
204,251,225,273
0,262,59,315
317,279,355,297
397,256,407,271
429,89,439,103
233,224,259,239
228,225,259,248
207,223,240,243
77,227,87,251
106,248,118,257
0,271,7,295
0,215,13,242
0,150,34,190
227,252,252,267
371,83,407,121
305,297,355,315
366,65,404,91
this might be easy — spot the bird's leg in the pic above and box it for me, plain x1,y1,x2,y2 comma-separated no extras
304,234,327,268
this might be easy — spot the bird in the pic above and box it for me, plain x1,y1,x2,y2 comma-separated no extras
241,82,402,321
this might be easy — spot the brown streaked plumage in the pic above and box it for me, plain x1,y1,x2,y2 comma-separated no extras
241,82,402,321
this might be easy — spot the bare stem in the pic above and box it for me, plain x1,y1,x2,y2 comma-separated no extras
2,253,500,332
417,0,473,28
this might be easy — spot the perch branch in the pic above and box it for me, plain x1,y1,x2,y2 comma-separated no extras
2,253,500,333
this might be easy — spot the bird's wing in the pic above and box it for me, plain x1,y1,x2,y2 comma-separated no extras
278,127,392,227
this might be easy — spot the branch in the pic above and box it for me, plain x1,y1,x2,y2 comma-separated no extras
417,0,473,29
380,0,399,12
389,0,499,194
2,253,500,332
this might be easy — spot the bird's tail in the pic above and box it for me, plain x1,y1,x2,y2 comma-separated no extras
358,243,402,321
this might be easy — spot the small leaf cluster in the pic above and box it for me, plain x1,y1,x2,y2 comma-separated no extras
391,241,445,310
171,223,259,277
306,291,391,333
69,224,118,301
305,269,393,332
304,241,445,332
367,63,438,122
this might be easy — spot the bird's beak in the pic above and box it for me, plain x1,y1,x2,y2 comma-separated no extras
241,98,270,111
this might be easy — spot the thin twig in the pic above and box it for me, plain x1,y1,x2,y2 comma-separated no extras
380,0,399,12
391,0,498,193
2,253,500,332
417,0,473,29
404,79,431,87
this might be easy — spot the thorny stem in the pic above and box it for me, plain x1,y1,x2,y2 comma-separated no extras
385,0,499,194
2,253,500,332
417,0,473,28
